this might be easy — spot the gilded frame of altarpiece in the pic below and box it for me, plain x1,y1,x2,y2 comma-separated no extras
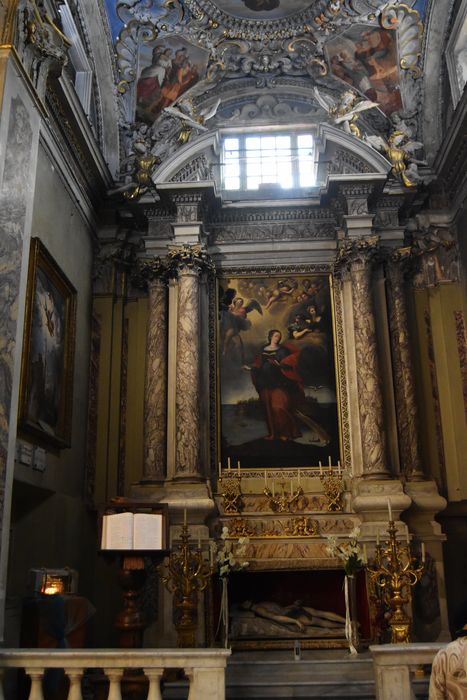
214,267,350,476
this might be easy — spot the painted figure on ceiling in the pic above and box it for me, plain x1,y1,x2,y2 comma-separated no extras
241,0,280,10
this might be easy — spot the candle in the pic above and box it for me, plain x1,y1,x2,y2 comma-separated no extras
198,535,201,550
237,460,241,475
376,530,380,546
227,457,231,470
387,499,393,522
405,524,410,544
218,461,222,479
328,455,332,467
264,470,267,487
319,461,323,475
421,542,426,562
337,460,342,476
298,469,301,486
183,508,187,526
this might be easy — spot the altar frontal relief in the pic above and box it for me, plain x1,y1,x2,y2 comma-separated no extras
218,274,340,468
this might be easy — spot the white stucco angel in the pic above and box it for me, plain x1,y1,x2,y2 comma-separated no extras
364,130,427,187
163,78,221,143
313,87,379,139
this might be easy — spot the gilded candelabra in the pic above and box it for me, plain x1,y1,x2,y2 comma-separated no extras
366,520,425,643
264,480,304,513
160,523,212,647
219,472,243,514
319,470,345,511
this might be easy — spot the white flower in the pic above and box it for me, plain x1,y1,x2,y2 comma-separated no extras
348,526,361,540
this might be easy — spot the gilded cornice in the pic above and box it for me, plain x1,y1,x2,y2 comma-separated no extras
0,0,19,46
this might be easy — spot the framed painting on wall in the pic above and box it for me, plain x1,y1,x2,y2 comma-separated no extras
218,273,341,470
18,238,77,448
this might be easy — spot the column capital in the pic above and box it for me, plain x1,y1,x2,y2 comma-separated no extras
167,243,215,277
335,234,381,274
132,256,169,290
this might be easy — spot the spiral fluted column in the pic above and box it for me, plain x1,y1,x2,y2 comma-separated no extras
386,255,423,480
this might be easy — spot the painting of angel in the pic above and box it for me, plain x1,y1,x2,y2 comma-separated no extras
325,25,402,115
218,274,341,469
135,37,209,125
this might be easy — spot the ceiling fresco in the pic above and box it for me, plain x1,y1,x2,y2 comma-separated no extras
105,0,430,199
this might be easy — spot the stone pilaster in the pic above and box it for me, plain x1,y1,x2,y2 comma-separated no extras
386,253,423,480
168,245,214,480
337,236,389,478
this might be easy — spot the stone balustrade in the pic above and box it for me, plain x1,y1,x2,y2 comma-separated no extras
370,642,446,700
0,648,230,700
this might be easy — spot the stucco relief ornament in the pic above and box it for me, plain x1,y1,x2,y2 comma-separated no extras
109,125,161,200
15,0,71,97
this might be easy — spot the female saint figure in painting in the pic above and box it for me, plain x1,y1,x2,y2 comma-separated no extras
243,329,304,441
243,329,331,445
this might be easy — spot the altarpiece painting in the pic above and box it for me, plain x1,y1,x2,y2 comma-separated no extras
218,274,341,470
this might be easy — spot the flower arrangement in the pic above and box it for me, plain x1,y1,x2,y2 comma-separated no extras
212,527,249,647
214,526,249,578
325,526,367,577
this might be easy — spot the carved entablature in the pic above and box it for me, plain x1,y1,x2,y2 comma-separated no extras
209,222,336,245
15,0,70,98
170,155,213,183
327,148,373,175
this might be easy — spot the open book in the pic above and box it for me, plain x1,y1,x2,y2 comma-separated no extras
101,512,163,550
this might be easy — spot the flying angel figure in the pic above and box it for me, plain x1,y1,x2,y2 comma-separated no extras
163,78,221,143
221,296,263,361
364,130,427,187
313,87,379,139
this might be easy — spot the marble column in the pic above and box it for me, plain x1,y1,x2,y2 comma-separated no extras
340,238,390,478
142,265,168,482
169,245,213,480
386,254,423,480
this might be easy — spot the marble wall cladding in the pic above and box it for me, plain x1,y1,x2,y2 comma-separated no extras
144,279,168,480
0,91,35,542
175,269,200,476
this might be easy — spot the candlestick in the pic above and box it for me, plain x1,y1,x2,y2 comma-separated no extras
387,499,393,522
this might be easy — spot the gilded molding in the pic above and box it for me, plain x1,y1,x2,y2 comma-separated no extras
1,0,19,46
453,310,467,424
331,276,351,473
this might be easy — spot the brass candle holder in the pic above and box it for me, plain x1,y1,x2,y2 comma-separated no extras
160,523,212,647
366,520,425,644
219,472,243,514
264,480,304,513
